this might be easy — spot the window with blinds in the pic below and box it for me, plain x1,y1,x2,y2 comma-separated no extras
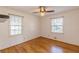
51,17,63,33
9,14,23,35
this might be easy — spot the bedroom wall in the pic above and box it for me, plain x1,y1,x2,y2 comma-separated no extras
41,8,79,46
0,7,40,50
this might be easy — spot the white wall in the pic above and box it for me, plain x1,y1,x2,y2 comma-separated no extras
0,7,40,50
41,8,79,46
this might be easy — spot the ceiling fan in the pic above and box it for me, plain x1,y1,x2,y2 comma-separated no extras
33,6,54,16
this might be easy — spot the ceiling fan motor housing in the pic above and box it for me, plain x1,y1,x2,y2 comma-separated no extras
40,6,46,12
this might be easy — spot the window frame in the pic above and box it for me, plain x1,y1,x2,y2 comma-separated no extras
8,14,23,36
50,16,64,34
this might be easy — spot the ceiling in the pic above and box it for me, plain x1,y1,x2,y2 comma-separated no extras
5,6,79,16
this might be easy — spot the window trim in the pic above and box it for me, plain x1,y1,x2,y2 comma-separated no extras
8,14,24,36
50,16,64,34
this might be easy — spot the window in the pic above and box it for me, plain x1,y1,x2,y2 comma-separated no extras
51,17,63,33
9,14,23,35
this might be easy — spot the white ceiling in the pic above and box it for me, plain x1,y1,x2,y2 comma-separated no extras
5,6,79,16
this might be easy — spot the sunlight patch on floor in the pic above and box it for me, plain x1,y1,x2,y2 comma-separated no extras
51,46,63,53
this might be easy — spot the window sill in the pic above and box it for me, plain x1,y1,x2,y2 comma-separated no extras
9,34,22,37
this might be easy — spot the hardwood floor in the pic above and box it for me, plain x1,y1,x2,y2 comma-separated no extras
0,37,79,53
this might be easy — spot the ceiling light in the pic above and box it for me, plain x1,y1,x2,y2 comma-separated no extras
40,12,45,16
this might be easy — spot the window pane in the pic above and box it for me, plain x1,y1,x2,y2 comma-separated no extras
10,30,21,35
18,30,21,34
10,15,15,25
10,30,15,35
18,26,22,30
51,18,63,25
10,26,19,30
10,21,21,25
55,18,63,25
10,15,22,25
55,25,63,33
57,26,63,33
15,16,22,25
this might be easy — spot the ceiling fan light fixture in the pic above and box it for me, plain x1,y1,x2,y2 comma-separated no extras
40,12,45,16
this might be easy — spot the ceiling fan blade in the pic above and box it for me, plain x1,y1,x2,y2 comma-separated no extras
46,10,54,12
33,11,40,13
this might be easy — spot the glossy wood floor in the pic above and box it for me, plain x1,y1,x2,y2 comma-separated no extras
0,37,79,53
